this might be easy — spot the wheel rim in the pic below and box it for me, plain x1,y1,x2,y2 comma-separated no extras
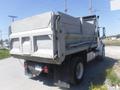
76,62,84,80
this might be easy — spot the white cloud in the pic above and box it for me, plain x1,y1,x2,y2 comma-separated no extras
110,0,120,10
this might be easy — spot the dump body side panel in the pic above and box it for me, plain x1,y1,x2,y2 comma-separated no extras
58,12,97,56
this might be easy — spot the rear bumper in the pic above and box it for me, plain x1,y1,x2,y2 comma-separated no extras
11,54,60,64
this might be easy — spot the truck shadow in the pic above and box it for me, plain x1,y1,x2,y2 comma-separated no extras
32,56,117,90
68,57,117,90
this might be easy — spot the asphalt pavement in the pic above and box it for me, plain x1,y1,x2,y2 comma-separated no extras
0,46,120,90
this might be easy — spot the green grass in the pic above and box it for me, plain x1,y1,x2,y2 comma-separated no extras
103,39,120,46
106,68,120,85
0,49,10,59
89,83,108,90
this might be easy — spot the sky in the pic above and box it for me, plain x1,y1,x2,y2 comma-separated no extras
0,0,120,39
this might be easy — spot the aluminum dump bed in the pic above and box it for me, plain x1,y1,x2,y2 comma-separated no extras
10,12,98,64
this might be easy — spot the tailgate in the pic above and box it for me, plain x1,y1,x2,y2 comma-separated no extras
10,28,54,59
10,12,55,59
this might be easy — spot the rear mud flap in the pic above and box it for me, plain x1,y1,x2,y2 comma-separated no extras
53,61,71,88
54,80,70,88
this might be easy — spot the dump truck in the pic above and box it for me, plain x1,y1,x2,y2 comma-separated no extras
9,12,105,88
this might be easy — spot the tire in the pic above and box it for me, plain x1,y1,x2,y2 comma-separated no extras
97,46,105,61
70,57,84,84
102,47,105,57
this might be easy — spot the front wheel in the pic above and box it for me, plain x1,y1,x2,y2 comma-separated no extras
102,47,105,57
97,46,105,61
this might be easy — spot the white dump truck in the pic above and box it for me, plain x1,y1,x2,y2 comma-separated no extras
9,12,105,87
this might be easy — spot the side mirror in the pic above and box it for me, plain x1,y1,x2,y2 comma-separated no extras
97,27,106,39
102,27,106,39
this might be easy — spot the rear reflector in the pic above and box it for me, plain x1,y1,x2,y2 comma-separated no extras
43,66,48,73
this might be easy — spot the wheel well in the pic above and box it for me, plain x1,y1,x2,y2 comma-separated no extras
62,50,87,65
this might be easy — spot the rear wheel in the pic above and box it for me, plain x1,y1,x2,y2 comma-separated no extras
75,61,84,82
70,57,84,84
